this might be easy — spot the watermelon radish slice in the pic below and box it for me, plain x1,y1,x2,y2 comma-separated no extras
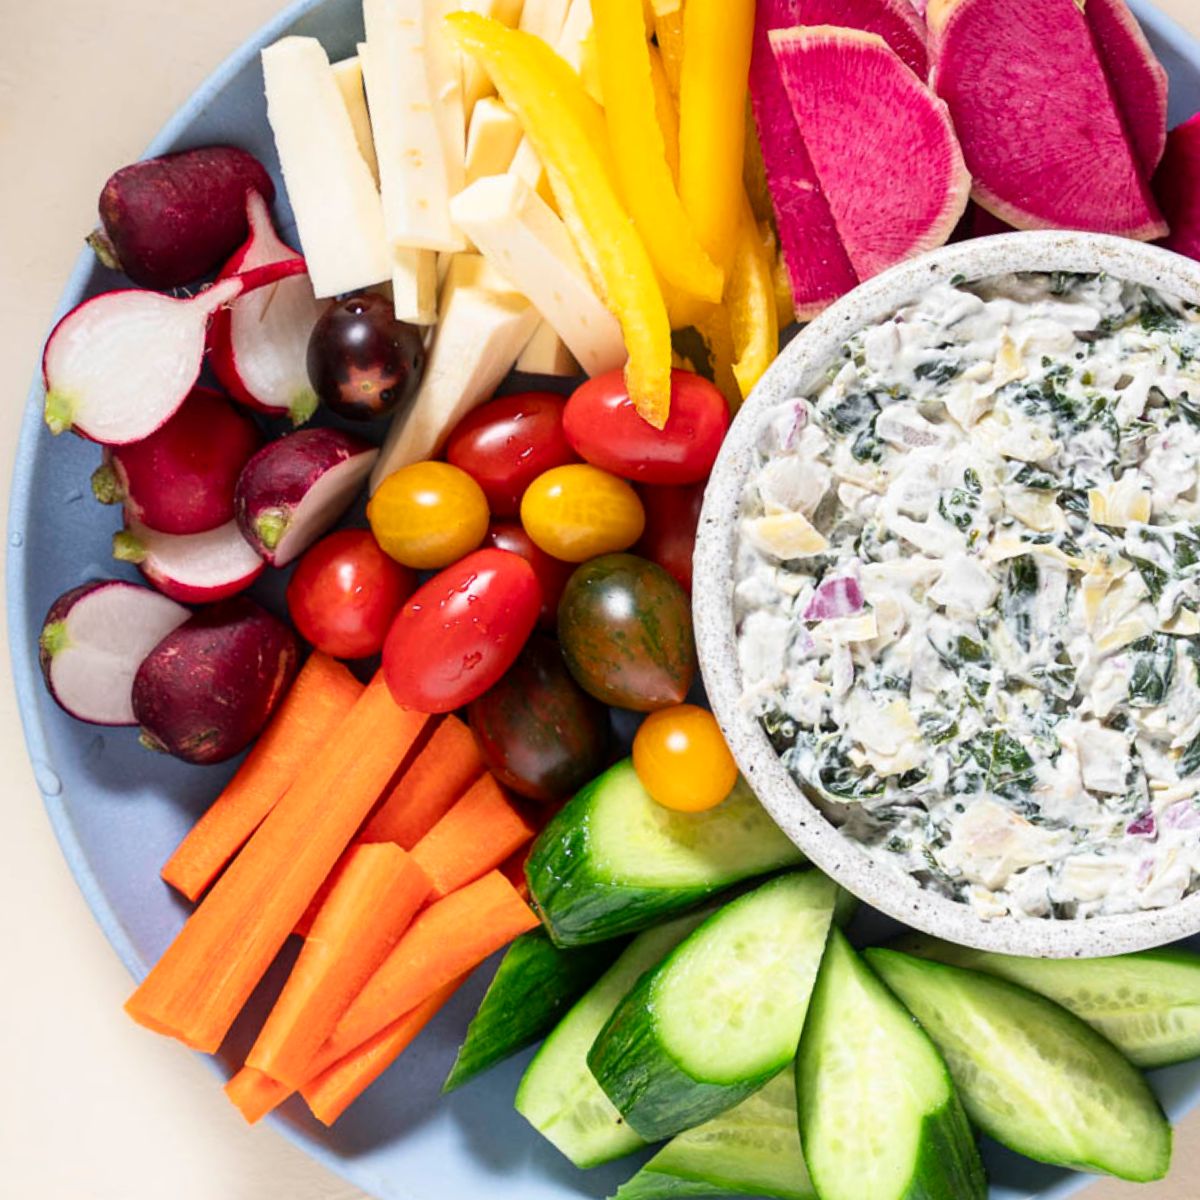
928,0,1167,240
1156,115,1200,262
771,27,970,281
113,519,265,604
784,0,928,77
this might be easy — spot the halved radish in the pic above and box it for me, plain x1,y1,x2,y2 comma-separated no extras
113,519,265,604
234,428,378,567
39,580,190,726
771,27,970,281
208,192,325,426
42,260,305,445
786,0,928,76
1157,115,1200,262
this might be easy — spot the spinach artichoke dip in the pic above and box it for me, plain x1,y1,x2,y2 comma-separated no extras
735,272,1200,920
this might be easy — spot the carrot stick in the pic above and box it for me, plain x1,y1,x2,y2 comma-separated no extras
245,844,431,1088
161,654,363,901
500,843,533,901
125,674,430,1052
411,775,536,898
225,1066,290,1124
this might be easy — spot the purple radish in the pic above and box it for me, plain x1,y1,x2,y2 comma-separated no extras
113,519,265,604
91,386,262,534
208,192,325,426
89,146,276,289
1156,115,1200,262
234,429,378,567
132,597,298,764
39,581,190,726
785,0,928,76
42,260,305,445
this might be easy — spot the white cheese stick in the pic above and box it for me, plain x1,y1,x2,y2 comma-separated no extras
519,0,570,41
261,37,392,298
452,0,526,120
331,56,380,185
465,97,524,183
518,321,580,376
423,0,468,193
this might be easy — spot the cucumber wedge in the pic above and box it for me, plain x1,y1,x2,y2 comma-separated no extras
612,1068,815,1200
516,909,711,1167
798,930,986,1200
865,949,1172,1183
527,759,803,947
589,870,837,1141
894,934,1200,1069
444,931,623,1092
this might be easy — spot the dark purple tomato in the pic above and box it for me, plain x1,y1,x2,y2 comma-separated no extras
485,522,575,629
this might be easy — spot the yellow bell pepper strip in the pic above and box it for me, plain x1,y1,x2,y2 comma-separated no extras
678,0,755,273
696,307,740,412
594,0,724,304
448,12,673,428
743,110,775,226
579,29,604,104
728,209,780,402
652,5,685,99
647,43,680,183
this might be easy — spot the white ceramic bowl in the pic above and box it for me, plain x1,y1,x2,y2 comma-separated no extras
695,230,1200,958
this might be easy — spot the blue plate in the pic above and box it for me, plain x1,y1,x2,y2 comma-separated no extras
9,3,1200,1197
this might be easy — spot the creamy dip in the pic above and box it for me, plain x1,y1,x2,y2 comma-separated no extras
735,272,1200,920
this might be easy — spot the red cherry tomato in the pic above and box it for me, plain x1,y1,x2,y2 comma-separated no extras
286,529,415,659
445,392,577,516
485,521,575,629
636,483,705,594
382,548,541,713
563,369,729,485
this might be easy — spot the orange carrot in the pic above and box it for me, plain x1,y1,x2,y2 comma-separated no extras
411,775,536,899
126,674,430,1053
225,1066,290,1124
500,843,533,901
161,654,363,902
245,844,431,1088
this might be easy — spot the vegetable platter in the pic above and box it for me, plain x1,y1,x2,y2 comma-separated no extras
10,1,1200,1199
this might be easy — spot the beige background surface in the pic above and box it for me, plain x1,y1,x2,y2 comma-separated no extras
2,1,1200,1197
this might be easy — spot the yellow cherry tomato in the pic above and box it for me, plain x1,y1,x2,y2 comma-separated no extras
520,464,646,563
633,704,738,812
367,461,490,569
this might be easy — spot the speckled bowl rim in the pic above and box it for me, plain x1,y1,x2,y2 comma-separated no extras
695,230,1200,959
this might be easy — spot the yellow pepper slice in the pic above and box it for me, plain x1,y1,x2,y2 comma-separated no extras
647,44,680,183
696,307,740,412
447,12,672,428
594,0,723,304
653,5,685,99
728,209,780,401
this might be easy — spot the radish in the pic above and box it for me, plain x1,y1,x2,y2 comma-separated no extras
208,192,326,426
783,0,928,76
89,146,275,289
132,597,298,765
1156,115,1200,262
91,387,262,534
234,428,378,567
42,260,305,445
113,519,265,604
39,581,189,726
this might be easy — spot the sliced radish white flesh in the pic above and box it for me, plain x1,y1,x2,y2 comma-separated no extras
268,450,377,565
39,580,189,725
113,519,265,604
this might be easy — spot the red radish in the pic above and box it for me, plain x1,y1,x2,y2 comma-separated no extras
91,387,262,534
113,520,265,604
89,146,275,289
208,192,325,425
42,261,305,445
771,28,970,281
39,581,189,726
234,428,379,567
132,597,298,765
1156,116,1200,262
785,0,928,76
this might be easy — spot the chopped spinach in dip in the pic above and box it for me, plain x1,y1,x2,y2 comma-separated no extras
735,272,1200,920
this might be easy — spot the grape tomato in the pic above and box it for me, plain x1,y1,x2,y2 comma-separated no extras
632,705,738,812
485,522,575,629
635,482,705,594
520,464,646,563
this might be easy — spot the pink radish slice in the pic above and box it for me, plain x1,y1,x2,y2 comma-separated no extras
771,27,970,282
39,580,189,726
928,0,1167,240
208,192,325,425
1156,115,1200,261
42,259,305,445
784,0,929,76
234,428,378,567
113,519,265,604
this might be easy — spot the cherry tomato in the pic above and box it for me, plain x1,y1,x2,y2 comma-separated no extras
632,705,738,812
382,548,541,713
286,530,415,659
563,369,730,485
445,392,577,516
636,483,705,594
521,464,646,563
485,522,575,629
367,461,490,570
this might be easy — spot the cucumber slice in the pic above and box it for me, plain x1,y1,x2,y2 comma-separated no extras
527,759,803,947
444,931,623,1092
589,871,837,1141
894,934,1200,1069
865,949,1172,1183
613,1068,815,1200
798,930,986,1200
515,909,711,1167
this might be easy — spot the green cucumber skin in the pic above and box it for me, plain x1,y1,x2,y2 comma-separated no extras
443,931,623,1093
866,949,1172,1183
895,934,1200,1069
611,1171,744,1200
